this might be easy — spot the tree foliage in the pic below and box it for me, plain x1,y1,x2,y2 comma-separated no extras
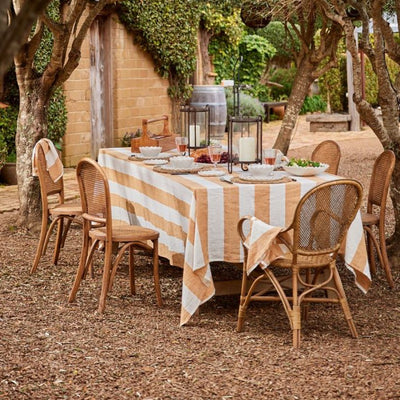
118,0,199,102
257,21,299,65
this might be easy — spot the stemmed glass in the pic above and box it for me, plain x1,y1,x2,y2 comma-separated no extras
175,136,188,156
208,144,222,168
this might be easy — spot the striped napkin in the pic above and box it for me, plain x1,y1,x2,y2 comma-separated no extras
243,216,288,274
32,138,63,182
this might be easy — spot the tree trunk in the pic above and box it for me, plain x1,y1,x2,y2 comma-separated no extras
15,79,48,229
198,27,214,85
272,60,315,154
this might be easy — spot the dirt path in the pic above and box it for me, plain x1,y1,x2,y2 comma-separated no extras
1,117,399,399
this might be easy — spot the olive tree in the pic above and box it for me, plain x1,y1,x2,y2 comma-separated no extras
319,0,400,263
266,0,343,153
11,0,114,229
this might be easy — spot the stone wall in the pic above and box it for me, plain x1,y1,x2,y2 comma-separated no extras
62,14,172,167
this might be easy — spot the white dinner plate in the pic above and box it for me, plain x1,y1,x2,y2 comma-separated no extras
159,163,204,172
198,169,226,177
132,152,171,160
239,173,284,182
143,159,168,165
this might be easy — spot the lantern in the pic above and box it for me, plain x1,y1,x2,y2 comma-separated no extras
227,115,263,173
180,105,210,154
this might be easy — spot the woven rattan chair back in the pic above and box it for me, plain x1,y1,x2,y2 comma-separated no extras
292,179,363,257
363,150,395,288
311,140,341,174
36,144,64,202
367,150,395,210
76,158,108,228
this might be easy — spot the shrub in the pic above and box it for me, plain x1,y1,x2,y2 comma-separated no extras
0,106,18,162
225,88,265,117
300,95,327,114
269,67,297,100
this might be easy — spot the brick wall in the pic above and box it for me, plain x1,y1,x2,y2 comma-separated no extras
62,14,172,167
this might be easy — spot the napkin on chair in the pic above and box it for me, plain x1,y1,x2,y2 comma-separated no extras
32,138,63,182
243,216,288,274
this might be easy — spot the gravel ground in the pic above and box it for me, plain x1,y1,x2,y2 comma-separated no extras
1,138,400,399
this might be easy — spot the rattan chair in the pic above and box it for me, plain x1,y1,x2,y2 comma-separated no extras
68,158,162,312
31,142,82,274
311,140,341,174
362,150,395,288
237,179,363,348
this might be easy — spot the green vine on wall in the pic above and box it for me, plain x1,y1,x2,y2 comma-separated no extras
117,0,200,103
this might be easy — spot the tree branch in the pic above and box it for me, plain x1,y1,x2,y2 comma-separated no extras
0,0,52,79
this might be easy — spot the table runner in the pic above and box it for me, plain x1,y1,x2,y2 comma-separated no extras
98,148,370,325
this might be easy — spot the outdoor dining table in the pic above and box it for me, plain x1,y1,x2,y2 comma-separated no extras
98,147,371,325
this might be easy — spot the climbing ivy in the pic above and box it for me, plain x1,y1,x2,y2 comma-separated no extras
117,0,244,103
117,0,200,103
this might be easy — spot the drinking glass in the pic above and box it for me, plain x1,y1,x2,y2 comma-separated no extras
175,136,188,156
208,144,222,168
263,148,277,166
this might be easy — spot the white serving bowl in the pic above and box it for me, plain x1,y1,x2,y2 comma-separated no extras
169,156,194,169
283,164,329,176
248,164,274,177
139,146,162,158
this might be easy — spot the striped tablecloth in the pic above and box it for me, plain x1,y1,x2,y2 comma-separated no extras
98,148,370,325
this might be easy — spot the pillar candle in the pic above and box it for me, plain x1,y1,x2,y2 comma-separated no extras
189,125,201,146
239,137,256,162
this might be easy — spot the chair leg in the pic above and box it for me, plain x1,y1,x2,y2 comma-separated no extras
52,218,64,265
378,223,394,288
98,243,113,313
68,231,90,303
365,227,377,274
332,266,358,338
152,239,162,306
292,268,301,349
292,305,301,349
129,244,136,295
237,262,249,332
31,211,50,274
237,301,247,332
61,218,73,248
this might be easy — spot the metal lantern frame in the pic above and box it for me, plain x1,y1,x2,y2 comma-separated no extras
180,105,211,154
227,115,263,173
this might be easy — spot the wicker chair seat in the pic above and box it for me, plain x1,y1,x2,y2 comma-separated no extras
89,225,159,242
272,253,333,269
49,203,82,216
361,212,379,227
